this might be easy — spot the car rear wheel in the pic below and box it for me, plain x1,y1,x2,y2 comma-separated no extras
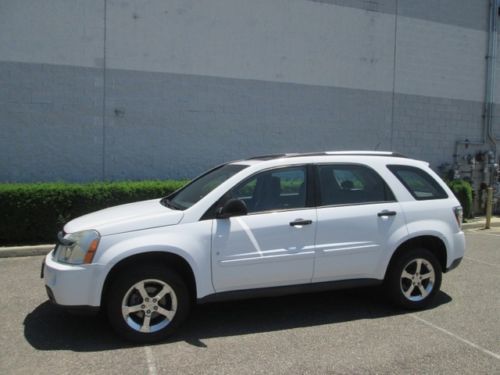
106,265,190,343
386,248,442,309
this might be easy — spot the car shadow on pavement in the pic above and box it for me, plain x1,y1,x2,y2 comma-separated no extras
24,287,452,351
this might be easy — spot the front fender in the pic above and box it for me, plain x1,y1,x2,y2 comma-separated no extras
90,221,214,306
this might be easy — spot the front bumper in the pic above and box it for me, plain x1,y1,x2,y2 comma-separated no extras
43,250,104,307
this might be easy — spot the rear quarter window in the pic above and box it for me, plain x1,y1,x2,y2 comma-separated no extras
387,165,448,200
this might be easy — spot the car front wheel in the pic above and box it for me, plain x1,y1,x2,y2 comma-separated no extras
106,265,190,343
386,248,442,309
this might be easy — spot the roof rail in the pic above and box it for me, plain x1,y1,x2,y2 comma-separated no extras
323,151,407,157
245,151,407,161
246,153,287,160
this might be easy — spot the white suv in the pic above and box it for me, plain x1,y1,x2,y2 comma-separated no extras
42,151,465,342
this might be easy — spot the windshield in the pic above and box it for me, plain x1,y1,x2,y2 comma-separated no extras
162,164,247,210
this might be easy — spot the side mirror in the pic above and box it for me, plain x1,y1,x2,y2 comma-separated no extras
216,198,248,219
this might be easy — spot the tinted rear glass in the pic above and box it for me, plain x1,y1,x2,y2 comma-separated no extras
388,165,448,200
318,164,395,206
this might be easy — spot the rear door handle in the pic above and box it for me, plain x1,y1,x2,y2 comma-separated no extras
377,210,397,217
289,219,313,227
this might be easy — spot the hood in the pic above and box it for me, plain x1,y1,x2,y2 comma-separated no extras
64,199,184,236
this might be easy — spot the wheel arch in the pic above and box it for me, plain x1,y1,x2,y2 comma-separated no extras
101,251,197,307
385,235,447,279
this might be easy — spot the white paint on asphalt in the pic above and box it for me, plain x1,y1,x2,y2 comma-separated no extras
144,346,158,375
410,314,500,361
463,256,500,268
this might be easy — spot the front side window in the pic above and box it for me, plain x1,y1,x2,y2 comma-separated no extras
388,165,448,200
229,166,307,213
162,164,247,210
318,164,395,206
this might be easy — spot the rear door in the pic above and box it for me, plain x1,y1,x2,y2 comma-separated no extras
312,163,407,282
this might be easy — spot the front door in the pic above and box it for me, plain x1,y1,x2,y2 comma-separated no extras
211,165,316,292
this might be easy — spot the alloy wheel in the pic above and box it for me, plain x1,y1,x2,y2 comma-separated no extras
121,279,178,333
400,258,436,302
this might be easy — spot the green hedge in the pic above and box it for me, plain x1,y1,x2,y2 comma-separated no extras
0,180,188,245
447,179,473,220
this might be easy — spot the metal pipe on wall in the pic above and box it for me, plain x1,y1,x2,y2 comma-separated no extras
485,0,499,152
455,0,499,164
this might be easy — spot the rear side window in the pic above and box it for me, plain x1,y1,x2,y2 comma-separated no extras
388,165,448,200
317,164,395,206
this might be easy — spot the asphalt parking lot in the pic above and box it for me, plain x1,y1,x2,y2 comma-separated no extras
0,230,499,374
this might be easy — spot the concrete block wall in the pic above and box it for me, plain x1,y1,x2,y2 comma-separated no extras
0,0,498,182
0,62,105,181
392,94,484,164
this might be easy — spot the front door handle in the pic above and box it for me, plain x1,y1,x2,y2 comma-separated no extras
289,219,313,227
377,210,397,217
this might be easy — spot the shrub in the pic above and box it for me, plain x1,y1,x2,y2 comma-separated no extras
0,180,188,245
447,179,473,219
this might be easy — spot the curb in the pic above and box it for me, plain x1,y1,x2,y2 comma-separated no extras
0,244,54,259
462,219,500,231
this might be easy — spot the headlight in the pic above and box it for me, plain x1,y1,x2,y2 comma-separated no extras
55,230,100,265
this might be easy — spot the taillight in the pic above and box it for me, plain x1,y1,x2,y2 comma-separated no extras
453,206,463,229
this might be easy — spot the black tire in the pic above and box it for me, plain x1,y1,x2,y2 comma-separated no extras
106,265,191,343
385,248,442,310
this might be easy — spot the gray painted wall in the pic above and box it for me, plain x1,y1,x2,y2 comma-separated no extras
0,0,498,182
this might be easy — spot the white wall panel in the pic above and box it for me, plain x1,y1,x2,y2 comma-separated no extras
395,16,487,102
0,0,104,68
0,0,492,102
106,0,396,93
